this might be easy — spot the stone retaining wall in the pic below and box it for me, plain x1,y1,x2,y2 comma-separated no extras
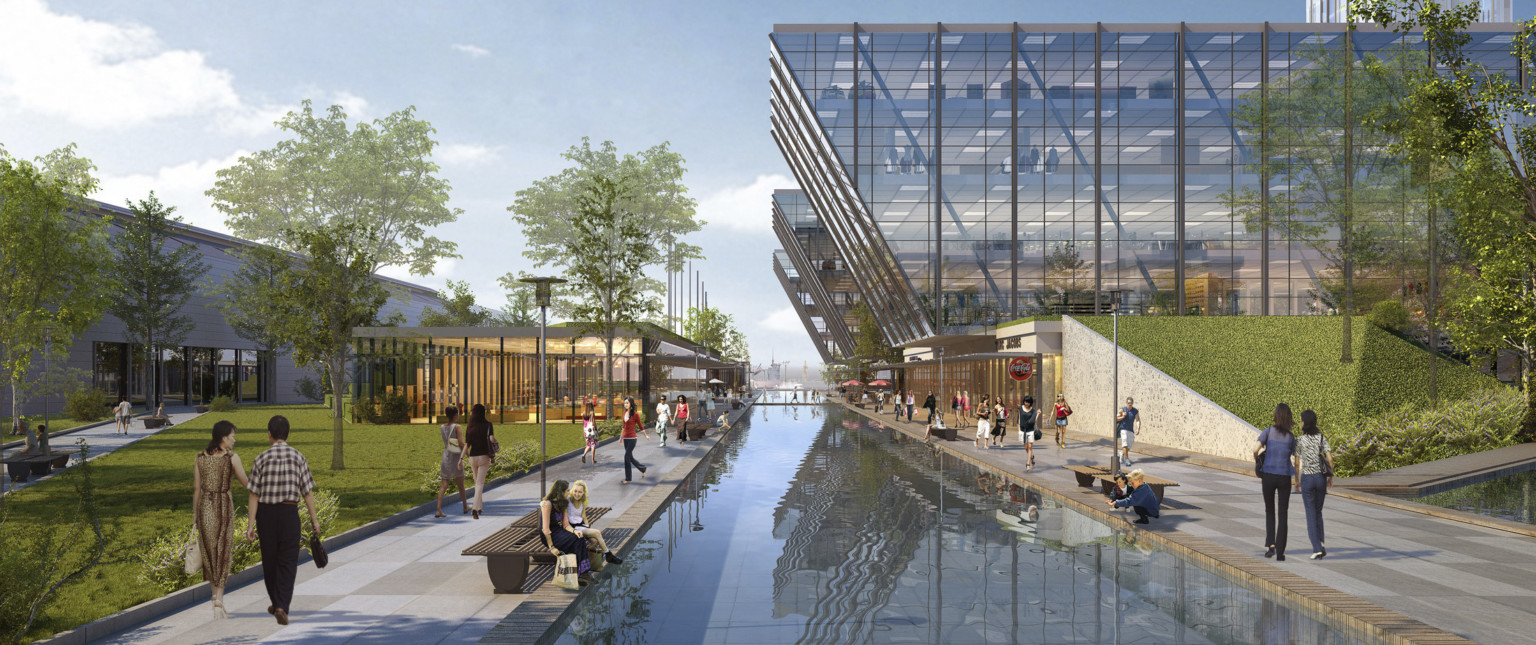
1061,315,1259,462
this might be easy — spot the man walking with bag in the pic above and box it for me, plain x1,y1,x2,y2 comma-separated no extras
245,415,321,625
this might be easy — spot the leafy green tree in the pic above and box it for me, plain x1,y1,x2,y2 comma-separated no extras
207,244,295,402
106,193,210,410
679,305,748,362
207,100,461,277
1355,0,1536,437
508,139,703,417
1034,241,1094,315
419,279,498,327
851,302,899,380
0,145,112,426
279,222,390,469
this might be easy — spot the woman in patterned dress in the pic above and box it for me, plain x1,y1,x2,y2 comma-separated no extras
193,420,250,619
436,406,468,518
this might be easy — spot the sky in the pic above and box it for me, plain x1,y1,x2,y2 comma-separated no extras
3,0,1532,376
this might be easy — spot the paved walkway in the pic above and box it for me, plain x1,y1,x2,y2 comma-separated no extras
3,409,204,495
849,404,1536,645
104,423,731,644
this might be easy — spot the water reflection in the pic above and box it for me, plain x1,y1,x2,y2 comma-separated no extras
1416,469,1536,525
550,407,1371,645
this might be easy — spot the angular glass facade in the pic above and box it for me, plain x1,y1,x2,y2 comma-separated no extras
772,189,860,361
769,22,1518,345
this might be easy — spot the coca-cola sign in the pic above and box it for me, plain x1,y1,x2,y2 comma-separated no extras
1007,357,1034,382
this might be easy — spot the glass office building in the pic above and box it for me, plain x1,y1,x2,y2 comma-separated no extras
769,22,1518,347
773,189,859,362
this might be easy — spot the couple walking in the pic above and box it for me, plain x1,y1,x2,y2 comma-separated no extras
193,415,321,625
1254,403,1337,561
435,404,498,520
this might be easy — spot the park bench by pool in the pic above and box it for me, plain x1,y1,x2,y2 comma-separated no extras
461,506,611,593
1063,464,1179,505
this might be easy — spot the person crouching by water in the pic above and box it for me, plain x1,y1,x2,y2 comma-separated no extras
567,480,622,565
541,479,595,587
1105,469,1160,524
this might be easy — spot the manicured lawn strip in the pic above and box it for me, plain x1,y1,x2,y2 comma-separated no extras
996,314,1062,329
1074,316,1504,429
5,404,583,643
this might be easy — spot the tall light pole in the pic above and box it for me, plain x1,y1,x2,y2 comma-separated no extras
1108,290,1128,475
520,276,566,497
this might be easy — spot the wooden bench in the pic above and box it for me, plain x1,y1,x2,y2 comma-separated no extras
1063,465,1179,504
462,506,611,593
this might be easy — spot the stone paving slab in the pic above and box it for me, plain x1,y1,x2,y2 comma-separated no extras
844,403,1524,645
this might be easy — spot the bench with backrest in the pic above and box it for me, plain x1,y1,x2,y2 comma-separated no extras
461,506,611,593
1063,464,1179,505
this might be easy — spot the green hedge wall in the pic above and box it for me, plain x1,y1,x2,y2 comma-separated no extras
1074,316,1505,429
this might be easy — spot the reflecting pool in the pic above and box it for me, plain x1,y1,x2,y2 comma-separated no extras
547,405,1372,644
1415,469,1536,526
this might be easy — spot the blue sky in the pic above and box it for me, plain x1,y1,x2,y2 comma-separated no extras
2,0,1530,375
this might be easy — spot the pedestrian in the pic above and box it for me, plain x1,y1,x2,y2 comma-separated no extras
465,403,497,520
924,391,937,424
961,390,971,427
620,397,648,484
435,406,468,518
654,397,671,447
951,391,962,428
991,398,1007,447
193,420,250,619
1052,394,1073,448
924,414,949,441
973,395,991,449
906,390,915,421
540,479,596,587
244,415,320,626
581,403,599,464
1292,409,1335,559
1255,403,1298,561
1106,469,1160,524
1116,397,1141,466
114,396,132,435
1018,396,1039,470
566,480,621,565
675,395,690,443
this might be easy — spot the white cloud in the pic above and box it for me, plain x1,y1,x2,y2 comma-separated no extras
451,43,491,58
698,173,794,233
760,306,807,334
330,91,370,120
216,102,298,135
0,0,241,127
437,143,502,167
378,257,456,288
97,150,250,235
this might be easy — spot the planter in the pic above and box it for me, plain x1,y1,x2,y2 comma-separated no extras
195,406,209,413
6,461,28,483
143,417,169,429
29,461,49,476
49,454,69,470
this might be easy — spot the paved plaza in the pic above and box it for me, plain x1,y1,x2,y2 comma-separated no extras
103,421,731,645
844,403,1536,645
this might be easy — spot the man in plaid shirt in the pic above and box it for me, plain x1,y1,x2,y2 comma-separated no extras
245,415,320,625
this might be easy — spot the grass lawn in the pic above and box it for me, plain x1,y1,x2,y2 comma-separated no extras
2,412,101,439
1073,316,1506,429
2,403,583,643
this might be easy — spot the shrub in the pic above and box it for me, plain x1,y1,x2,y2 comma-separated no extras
208,396,238,412
1368,299,1409,333
138,489,340,594
594,420,622,441
358,391,411,425
64,388,109,422
490,440,542,479
1331,388,1525,477
293,376,324,401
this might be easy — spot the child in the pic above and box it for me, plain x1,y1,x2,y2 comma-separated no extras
1106,469,1160,524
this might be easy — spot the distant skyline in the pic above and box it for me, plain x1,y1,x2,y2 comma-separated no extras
3,0,1532,371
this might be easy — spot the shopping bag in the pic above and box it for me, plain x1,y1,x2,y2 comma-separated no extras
552,553,580,590
183,536,202,575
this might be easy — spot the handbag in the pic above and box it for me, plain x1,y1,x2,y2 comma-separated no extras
183,536,202,575
1317,436,1333,479
310,534,328,568
1255,428,1268,477
552,553,581,590
1033,428,1043,442
444,424,463,455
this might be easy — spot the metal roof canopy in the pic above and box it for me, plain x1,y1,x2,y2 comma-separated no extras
872,352,1028,370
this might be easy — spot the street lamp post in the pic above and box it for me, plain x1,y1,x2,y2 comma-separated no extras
937,346,944,425
520,276,566,497
1108,291,1128,475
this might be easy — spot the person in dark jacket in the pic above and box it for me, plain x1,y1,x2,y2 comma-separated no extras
923,392,938,424
1106,469,1160,524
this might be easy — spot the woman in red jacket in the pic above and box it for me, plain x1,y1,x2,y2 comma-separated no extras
675,395,690,443
620,397,648,484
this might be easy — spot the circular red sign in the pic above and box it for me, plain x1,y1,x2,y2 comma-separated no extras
1007,357,1034,382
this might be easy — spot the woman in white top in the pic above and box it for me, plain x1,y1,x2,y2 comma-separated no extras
654,398,671,447
581,403,599,464
568,480,622,565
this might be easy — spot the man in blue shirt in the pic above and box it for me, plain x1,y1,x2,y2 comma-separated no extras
1106,469,1160,524
1115,397,1141,466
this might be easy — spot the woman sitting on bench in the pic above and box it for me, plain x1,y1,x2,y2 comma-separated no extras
925,415,948,441
568,480,621,565
1105,469,1160,524
541,479,595,587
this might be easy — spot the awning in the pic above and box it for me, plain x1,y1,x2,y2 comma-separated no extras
871,352,1029,370
648,354,740,370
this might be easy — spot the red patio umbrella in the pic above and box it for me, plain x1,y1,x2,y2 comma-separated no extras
868,380,891,386
841,380,864,386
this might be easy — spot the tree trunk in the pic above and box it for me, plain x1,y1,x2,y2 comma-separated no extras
145,333,155,411
330,355,346,470
9,377,19,435
604,335,615,421
1521,356,1536,443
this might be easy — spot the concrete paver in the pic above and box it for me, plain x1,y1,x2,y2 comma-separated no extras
848,403,1536,645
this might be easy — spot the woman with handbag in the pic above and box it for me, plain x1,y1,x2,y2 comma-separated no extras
540,479,595,588
1254,403,1298,561
1018,396,1039,470
1291,409,1335,559
193,420,250,619
1052,394,1073,448
581,403,599,464
465,403,496,520
435,406,468,518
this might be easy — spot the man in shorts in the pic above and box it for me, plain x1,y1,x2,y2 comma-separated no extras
1116,396,1141,466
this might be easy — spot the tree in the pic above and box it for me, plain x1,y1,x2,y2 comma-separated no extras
1355,0,1536,437
207,100,461,277
279,222,390,470
208,244,295,402
681,305,749,363
851,302,899,380
419,279,498,327
0,145,112,427
105,193,210,410
1222,37,1425,359
508,139,703,417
